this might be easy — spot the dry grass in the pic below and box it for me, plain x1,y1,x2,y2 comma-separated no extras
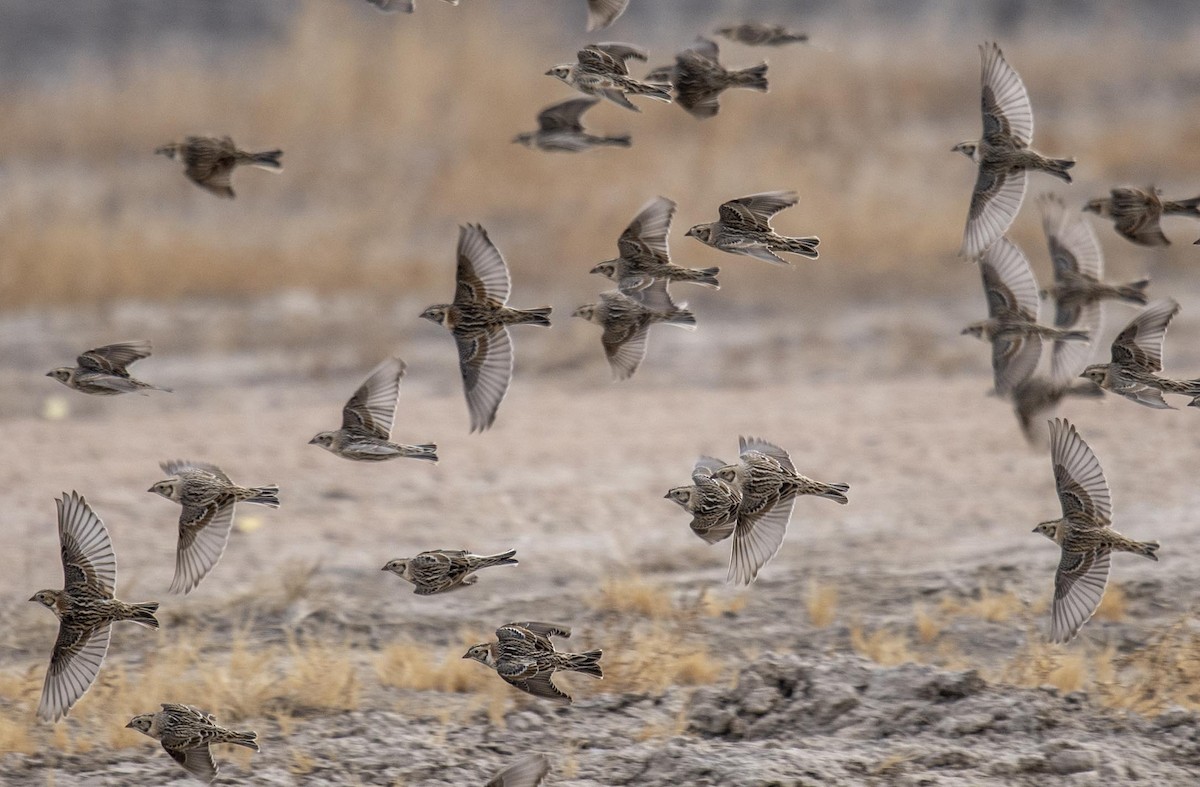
806,579,838,628
850,624,915,667
939,587,1025,623
595,576,676,620
4,5,1200,310
603,625,724,696
1094,583,1127,622
913,604,943,644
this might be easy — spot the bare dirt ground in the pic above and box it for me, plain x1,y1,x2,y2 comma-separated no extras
1,292,1199,785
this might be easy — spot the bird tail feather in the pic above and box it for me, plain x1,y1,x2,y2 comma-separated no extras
564,649,604,679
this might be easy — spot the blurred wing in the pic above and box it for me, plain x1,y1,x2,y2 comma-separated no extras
724,239,789,266
1110,298,1179,373
718,191,798,231
1119,384,1172,410
1048,418,1111,525
979,42,1033,146
737,436,795,473
728,493,795,586
57,492,116,599
1050,301,1097,384
161,460,231,483
686,36,721,63
171,499,236,594
536,97,597,133
586,0,631,32
186,163,235,199
1050,548,1109,644
166,743,219,783
505,621,571,639
692,455,726,479
617,196,675,265
38,623,111,722
487,753,551,787
1115,211,1169,247
455,328,513,432
981,237,1039,321
962,167,1026,259
341,356,405,438
1040,193,1103,282
602,320,649,380
499,666,571,703
76,341,152,373
992,333,1041,396
455,224,512,306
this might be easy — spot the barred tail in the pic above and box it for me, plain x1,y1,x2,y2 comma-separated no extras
1135,540,1160,561
784,235,820,259
1116,278,1150,305
477,549,519,569
1163,195,1200,217
666,307,697,329
124,602,160,629
563,649,603,679
516,307,553,327
246,150,283,172
226,730,260,751
816,482,850,505
683,266,720,288
1042,157,1075,184
246,485,281,508
731,63,769,92
409,444,439,463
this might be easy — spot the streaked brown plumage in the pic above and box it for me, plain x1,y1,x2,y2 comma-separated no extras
648,37,768,119
155,135,282,199
955,43,1074,258
1080,298,1200,409
962,237,1089,395
382,549,517,595
463,622,602,704
127,703,259,783
487,753,551,787
573,278,696,380
46,340,171,396
148,461,280,594
715,22,808,46
1083,186,1200,247
1034,419,1159,643
589,196,718,292
30,492,159,723
665,456,741,544
713,437,849,586
546,43,672,112
513,97,630,152
309,356,437,463
686,191,819,264
420,224,551,432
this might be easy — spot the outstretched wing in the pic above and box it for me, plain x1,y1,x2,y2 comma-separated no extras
165,743,219,783
341,356,405,438
585,0,630,32
487,753,551,787
980,238,1039,323
718,191,798,232
160,460,231,483
57,492,116,599
1050,548,1110,644
979,42,1033,146
171,499,236,594
728,492,795,586
1040,193,1103,286
1109,298,1179,373
617,196,675,265
38,622,111,722
536,97,597,133
454,327,512,432
76,341,152,374
1048,418,1111,526
454,224,512,306
738,436,795,473
577,42,645,75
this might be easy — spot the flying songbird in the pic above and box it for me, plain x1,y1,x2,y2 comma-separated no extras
155,135,282,199
46,340,171,396
955,43,1074,258
686,191,819,264
463,622,602,704
126,704,259,784
589,196,719,291
513,97,630,153
646,37,768,119
420,224,551,432
573,278,696,380
714,22,808,46
382,549,518,595
1083,186,1200,247
546,43,672,112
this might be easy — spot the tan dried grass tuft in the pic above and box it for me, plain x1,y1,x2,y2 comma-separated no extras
806,580,839,628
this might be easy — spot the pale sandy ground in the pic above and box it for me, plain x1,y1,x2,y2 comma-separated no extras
1,289,1199,784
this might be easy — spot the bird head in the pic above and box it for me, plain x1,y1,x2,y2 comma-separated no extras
308,432,335,450
572,304,597,322
685,224,713,244
664,485,696,510
713,465,740,485
125,714,155,736
147,479,180,501
952,141,978,161
420,305,449,326
29,590,59,610
1032,520,1060,541
45,368,72,385
589,260,618,280
1079,365,1107,385
381,558,408,577
462,644,493,665
545,65,573,82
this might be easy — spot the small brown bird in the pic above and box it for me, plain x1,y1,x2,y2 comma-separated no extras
665,456,741,544
584,0,629,31
1080,298,1200,409
714,437,848,586
1009,375,1104,445
590,196,719,291
487,753,550,787
367,0,459,12
962,237,1088,396
651,37,768,119
715,22,808,46
155,135,282,199
463,622,602,704
46,340,171,396
30,492,159,722
309,356,437,463
420,224,552,432
382,549,517,595
686,191,819,264
513,97,630,153
126,703,259,783
1034,419,1159,643
955,43,1074,258
1083,186,1200,247
573,278,696,380
148,461,280,594
546,43,672,112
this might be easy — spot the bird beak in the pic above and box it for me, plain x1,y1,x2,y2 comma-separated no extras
543,69,555,77
124,720,136,729
146,485,158,493
44,371,53,377
27,594,37,603
461,652,470,659
307,437,319,445
663,491,673,499
380,564,389,571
